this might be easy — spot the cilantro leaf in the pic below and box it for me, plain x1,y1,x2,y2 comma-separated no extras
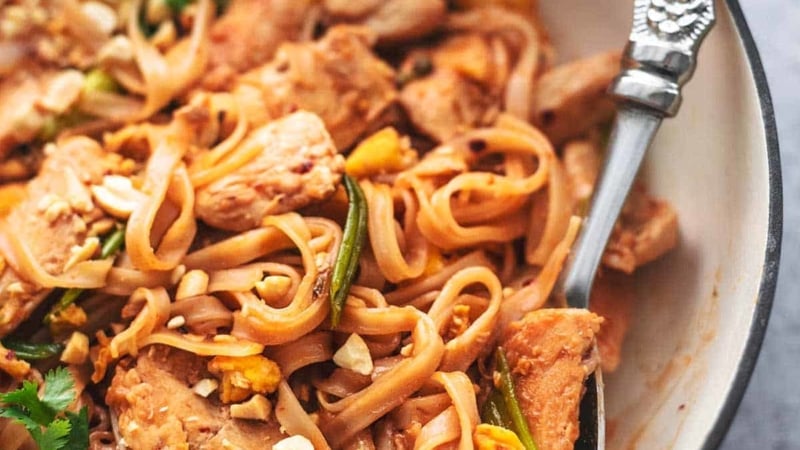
0,379,55,424
36,418,71,450
63,407,89,450
165,0,191,11
0,368,88,450
0,405,41,432
42,367,76,413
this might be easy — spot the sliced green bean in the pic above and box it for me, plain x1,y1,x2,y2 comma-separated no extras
100,226,126,259
330,175,367,328
480,388,513,430
496,348,538,450
44,225,126,324
2,341,64,361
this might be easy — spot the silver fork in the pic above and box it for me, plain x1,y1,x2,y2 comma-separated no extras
559,1,716,448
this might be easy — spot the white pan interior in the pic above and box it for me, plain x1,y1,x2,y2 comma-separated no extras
539,2,772,449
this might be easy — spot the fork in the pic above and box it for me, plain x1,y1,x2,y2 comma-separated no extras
558,1,716,448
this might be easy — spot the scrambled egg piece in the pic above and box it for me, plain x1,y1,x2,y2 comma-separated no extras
208,355,281,403
345,127,417,177
0,183,25,216
474,424,525,450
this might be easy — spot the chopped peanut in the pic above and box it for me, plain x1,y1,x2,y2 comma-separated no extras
90,175,147,219
229,394,272,422
208,355,281,403
64,237,100,271
192,378,219,398
176,270,210,300
254,275,292,304
474,424,525,450
273,435,314,450
333,333,373,376
345,127,417,177
60,331,89,365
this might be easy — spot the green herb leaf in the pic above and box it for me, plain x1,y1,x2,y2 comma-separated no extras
64,407,89,450
36,418,71,450
2,341,65,361
330,175,368,328
0,368,88,450
42,367,76,413
165,0,191,12
0,405,40,432
0,379,55,425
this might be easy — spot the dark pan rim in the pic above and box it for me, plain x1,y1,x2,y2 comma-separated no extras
702,1,783,449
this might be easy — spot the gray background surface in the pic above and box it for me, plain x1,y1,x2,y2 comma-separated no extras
721,1,799,449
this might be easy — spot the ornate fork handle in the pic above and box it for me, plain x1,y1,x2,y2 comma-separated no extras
610,0,716,116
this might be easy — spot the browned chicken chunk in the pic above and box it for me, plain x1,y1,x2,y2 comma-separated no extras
562,139,678,273
195,111,344,231
532,51,621,146
590,270,635,372
107,345,284,449
400,68,499,143
235,26,397,150
502,308,603,450
0,66,57,160
324,0,447,44
0,138,121,338
203,0,314,90
604,186,679,274
562,139,602,204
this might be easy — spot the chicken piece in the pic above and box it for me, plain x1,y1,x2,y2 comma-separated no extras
532,51,621,146
107,345,284,449
323,0,381,19
603,186,679,274
0,137,122,337
589,270,635,372
562,139,601,204
400,68,500,142
324,0,447,44
0,65,53,160
203,0,314,90
195,111,344,231
561,139,678,273
502,308,603,450
236,26,397,150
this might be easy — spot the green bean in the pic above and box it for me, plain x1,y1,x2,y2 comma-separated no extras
44,226,126,324
2,341,64,361
330,175,367,328
496,348,538,450
481,388,513,430
100,226,126,259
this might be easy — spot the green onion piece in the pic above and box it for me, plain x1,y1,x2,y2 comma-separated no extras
44,225,126,324
100,226,126,259
330,175,367,328
166,0,229,14
83,69,120,94
2,341,64,361
165,0,192,12
496,348,538,450
481,388,514,430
